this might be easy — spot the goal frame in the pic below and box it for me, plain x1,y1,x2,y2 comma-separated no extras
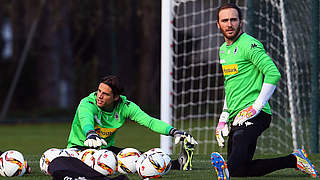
160,0,173,154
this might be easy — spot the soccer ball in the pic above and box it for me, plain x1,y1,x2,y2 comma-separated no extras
39,148,63,175
0,150,27,177
144,148,166,156
78,149,97,168
136,152,166,179
93,149,118,176
160,153,172,175
135,153,147,174
60,148,81,158
144,148,172,175
117,148,141,174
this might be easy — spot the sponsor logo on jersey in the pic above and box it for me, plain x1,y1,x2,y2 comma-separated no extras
222,64,238,75
95,126,117,138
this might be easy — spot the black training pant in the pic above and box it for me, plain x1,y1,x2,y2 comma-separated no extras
48,156,129,180
227,111,297,177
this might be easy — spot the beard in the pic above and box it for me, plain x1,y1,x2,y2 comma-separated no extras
221,24,242,41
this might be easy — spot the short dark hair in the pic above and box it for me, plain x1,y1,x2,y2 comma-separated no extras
217,3,242,21
99,75,124,96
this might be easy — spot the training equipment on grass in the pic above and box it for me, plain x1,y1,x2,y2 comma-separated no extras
39,148,63,175
160,153,172,175
0,150,27,177
136,152,168,179
59,148,81,159
161,0,314,155
144,148,166,156
117,148,141,174
144,148,172,175
93,149,118,176
78,149,97,168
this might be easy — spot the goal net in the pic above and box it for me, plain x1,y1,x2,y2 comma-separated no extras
161,0,314,155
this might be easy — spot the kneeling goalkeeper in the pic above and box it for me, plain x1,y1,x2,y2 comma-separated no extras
66,75,197,171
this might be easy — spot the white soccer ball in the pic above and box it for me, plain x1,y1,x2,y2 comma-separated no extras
0,167,4,177
144,148,172,175
144,148,166,156
93,149,118,176
136,152,166,179
117,148,141,174
135,153,147,174
39,148,63,175
78,149,97,168
0,150,26,177
60,148,81,158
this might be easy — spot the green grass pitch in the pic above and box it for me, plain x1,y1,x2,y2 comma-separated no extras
0,121,319,180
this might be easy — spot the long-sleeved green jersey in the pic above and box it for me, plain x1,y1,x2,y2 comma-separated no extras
67,92,173,148
219,33,281,122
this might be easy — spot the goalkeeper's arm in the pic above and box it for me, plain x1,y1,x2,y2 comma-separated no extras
233,83,276,126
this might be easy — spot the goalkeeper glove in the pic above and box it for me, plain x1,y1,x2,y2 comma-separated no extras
232,100,263,126
84,130,107,148
233,83,276,126
169,128,198,145
216,111,230,147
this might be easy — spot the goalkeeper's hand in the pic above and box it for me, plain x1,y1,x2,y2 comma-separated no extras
216,111,230,147
169,128,198,145
232,101,262,126
84,130,107,148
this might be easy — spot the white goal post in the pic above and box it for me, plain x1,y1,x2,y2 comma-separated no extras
160,0,173,155
161,0,314,155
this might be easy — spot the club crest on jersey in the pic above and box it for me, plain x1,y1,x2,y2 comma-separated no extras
233,47,238,55
222,64,238,75
114,112,119,120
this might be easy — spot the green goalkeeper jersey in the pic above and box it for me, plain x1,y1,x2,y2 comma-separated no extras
67,92,173,148
219,33,281,122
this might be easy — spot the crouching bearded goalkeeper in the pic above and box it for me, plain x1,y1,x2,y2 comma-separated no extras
66,75,198,171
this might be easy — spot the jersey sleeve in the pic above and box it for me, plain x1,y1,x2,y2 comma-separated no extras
245,39,281,85
123,101,173,135
77,99,97,135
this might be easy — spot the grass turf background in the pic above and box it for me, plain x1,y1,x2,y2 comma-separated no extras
0,122,319,180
